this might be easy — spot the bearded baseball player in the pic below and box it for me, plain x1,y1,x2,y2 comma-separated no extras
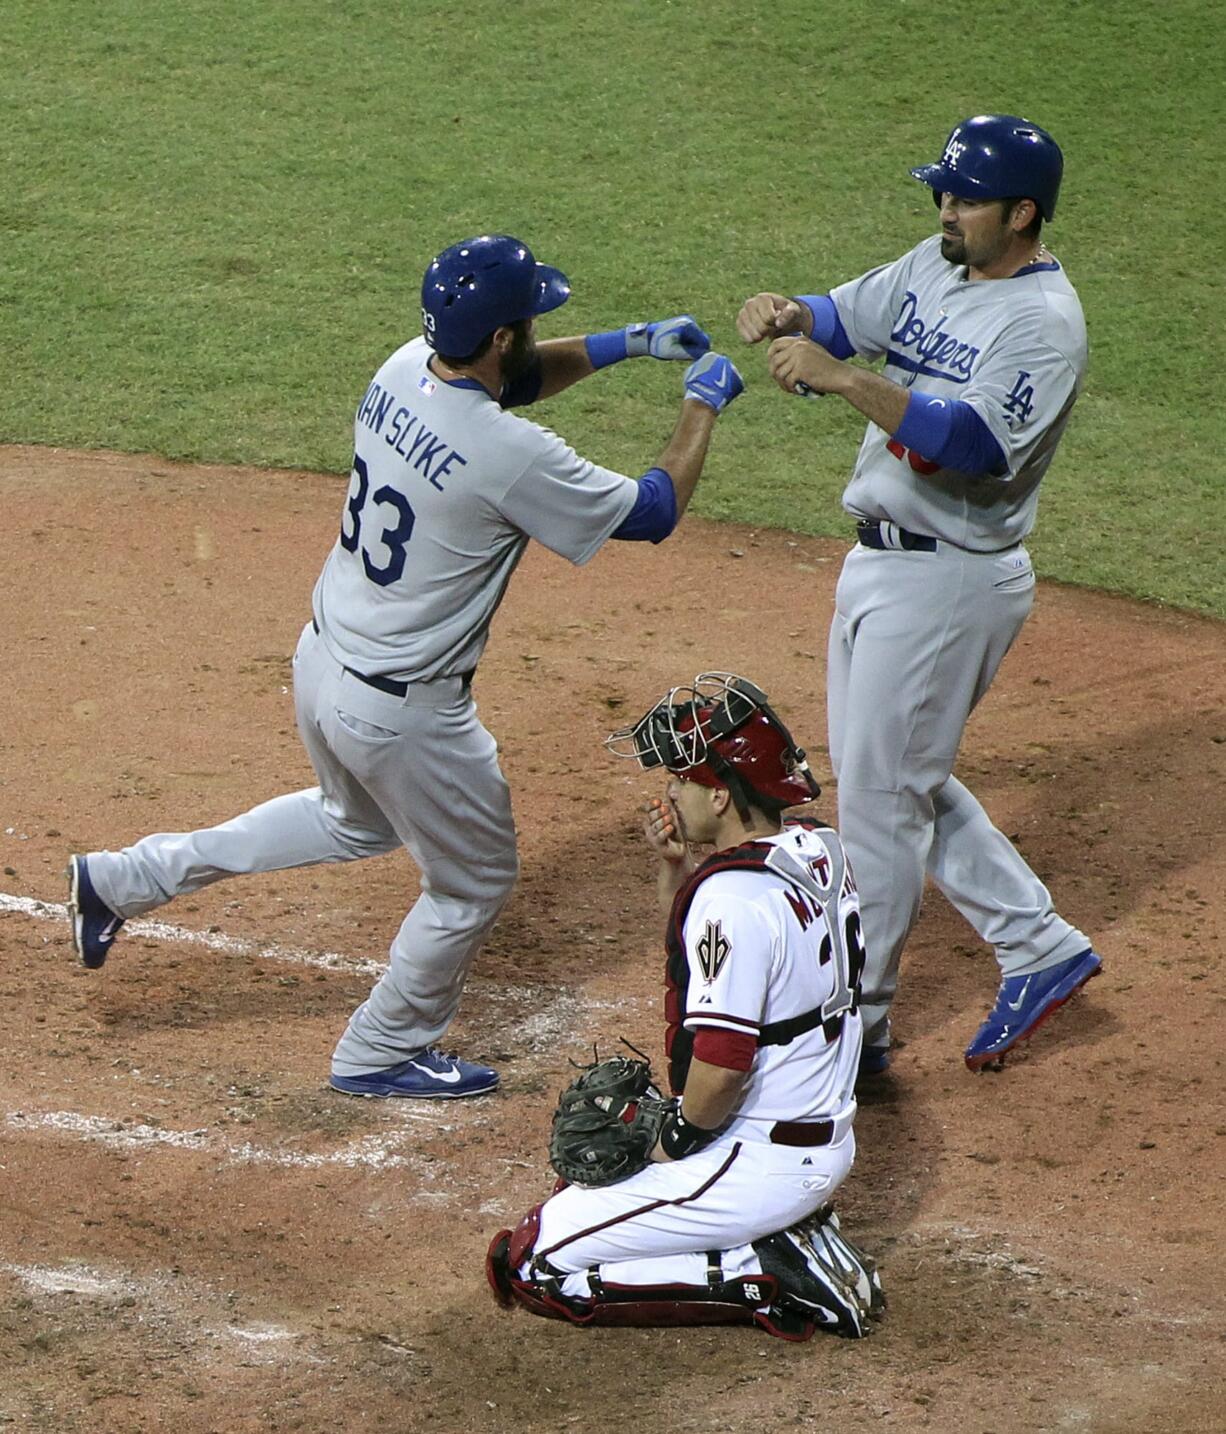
486,674,884,1340
67,233,745,1100
736,115,1102,1075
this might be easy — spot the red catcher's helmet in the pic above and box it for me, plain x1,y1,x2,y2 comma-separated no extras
606,672,820,807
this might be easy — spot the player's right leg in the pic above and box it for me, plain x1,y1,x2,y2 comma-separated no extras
828,543,1034,1056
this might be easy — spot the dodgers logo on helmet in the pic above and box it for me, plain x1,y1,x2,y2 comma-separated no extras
420,233,571,356
911,114,1064,221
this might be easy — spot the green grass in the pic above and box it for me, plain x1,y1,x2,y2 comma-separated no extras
2,0,1223,613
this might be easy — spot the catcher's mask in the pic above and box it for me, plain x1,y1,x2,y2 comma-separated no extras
606,672,820,816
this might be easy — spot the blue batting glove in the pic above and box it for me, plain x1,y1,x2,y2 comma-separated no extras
626,315,712,362
683,353,744,413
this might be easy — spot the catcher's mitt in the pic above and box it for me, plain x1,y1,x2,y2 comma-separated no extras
549,1055,673,1187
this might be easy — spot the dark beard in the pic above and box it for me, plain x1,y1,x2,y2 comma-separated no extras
940,234,967,265
501,326,538,382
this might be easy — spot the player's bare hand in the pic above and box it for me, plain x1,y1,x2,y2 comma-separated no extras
736,293,807,345
767,335,848,397
643,796,688,864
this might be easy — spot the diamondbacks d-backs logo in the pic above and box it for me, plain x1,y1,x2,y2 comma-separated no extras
695,919,731,983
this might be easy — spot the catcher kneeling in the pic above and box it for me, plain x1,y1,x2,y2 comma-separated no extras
487,673,884,1341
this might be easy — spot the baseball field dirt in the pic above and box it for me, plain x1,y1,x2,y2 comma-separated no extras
1,445,1223,1433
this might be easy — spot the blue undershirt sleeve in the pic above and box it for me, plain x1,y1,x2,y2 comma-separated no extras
794,294,855,359
893,391,1007,475
610,466,678,543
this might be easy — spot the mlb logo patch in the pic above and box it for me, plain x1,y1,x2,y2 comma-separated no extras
418,375,436,396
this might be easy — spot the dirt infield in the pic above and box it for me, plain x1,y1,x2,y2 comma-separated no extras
2,444,1223,1433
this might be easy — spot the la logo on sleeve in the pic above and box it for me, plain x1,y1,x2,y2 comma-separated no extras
696,919,731,982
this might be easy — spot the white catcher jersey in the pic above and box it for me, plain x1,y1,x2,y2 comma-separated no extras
672,823,865,1133
831,235,1088,550
312,337,638,681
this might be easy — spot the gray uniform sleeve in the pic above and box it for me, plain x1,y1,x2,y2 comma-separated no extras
959,311,1084,479
498,425,639,565
830,249,920,359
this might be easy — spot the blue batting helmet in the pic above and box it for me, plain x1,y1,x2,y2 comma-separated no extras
911,115,1064,222
420,234,571,356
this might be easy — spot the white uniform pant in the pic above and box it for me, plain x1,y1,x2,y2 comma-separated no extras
827,542,1088,1047
87,623,518,1074
518,1131,855,1301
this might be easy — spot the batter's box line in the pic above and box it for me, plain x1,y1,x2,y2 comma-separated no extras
3,1106,476,1177
0,1259,330,1368
0,890,386,976
0,890,648,1034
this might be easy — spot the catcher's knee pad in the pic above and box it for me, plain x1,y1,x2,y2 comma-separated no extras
485,1229,517,1310
507,1204,544,1269
753,1222,881,1339
487,1204,546,1312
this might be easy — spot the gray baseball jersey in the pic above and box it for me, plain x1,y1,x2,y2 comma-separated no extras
313,336,638,682
830,235,1087,551
820,235,1092,1055
81,333,644,1084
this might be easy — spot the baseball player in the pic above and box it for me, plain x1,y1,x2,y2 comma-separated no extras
487,674,884,1341
736,116,1102,1074
67,233,745,1100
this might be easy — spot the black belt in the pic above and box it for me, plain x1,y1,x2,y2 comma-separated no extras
310,621,472,697
856,519,937,552
770,1120,834,1147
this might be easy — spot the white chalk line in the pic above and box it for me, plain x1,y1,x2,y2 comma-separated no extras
0,891,385,976
4,1108,450,1173
1,887,642,1193
0,891,650,1034
0,1259,325,1366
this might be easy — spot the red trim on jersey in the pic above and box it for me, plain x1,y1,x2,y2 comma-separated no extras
691,1027,758,1071
536,1143,743,1261
683,1010,760,1033
664,821,837,1093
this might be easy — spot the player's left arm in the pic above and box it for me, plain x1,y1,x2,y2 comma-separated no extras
650,1054,747,1162
502,318,712,406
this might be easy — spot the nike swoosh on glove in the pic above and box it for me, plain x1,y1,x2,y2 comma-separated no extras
683,353,744,413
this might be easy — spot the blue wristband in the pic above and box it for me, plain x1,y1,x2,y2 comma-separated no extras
795,294,855,360
584,329,631,370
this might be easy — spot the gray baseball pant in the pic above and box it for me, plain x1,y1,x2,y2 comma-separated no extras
86,622,518,1075
826,541,1089,1049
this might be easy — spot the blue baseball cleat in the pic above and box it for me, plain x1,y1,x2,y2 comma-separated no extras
965,948,1102,1071
66,855,125,969
329,1048,500,1099
858,1045,891,1079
